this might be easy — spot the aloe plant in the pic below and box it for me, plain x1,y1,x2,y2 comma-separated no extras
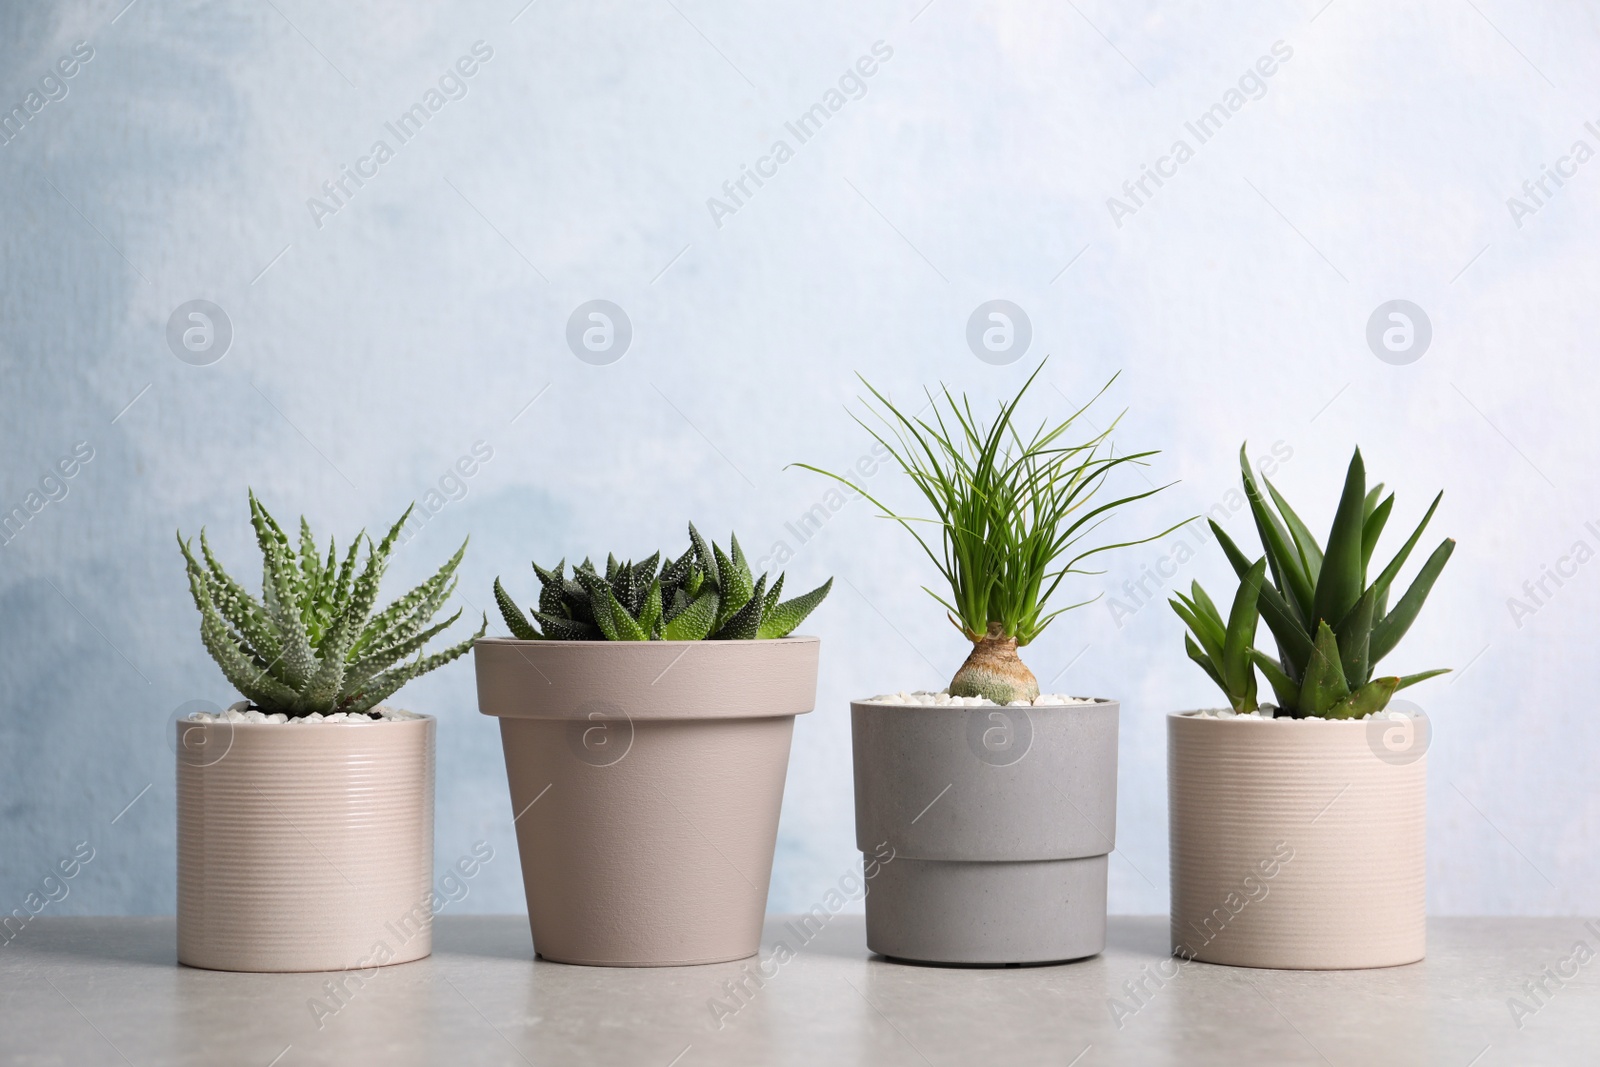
799,361,1180,704
1174,445,1453,718
495,523,831,641
177,492,485,717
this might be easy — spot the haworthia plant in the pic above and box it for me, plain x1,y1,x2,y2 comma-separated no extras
495,523,831,641
1173,445,1453,719
178,492,485,717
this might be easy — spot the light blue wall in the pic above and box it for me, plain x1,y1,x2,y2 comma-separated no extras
2,0,1595,919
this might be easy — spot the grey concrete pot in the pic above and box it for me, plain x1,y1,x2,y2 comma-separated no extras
851,698,1119,964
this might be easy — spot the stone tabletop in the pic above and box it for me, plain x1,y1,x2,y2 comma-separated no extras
2,916,1595,1065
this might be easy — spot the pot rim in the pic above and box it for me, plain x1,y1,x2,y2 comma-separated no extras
473,634,819,648
473,634,820,720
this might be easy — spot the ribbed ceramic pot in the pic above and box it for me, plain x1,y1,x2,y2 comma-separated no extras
851,698,1119,965
473,636,818,967
176,715,435,972
1168,711,1427,969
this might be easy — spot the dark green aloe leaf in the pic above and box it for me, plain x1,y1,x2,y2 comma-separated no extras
1263,478,1323,585
605,553,621,585
1239,445,1315,622
757,578,832,639
1251,650,1300,712
1370,539,1454,664
1170,587,1224,668
532,612,599,640
1310,448,1367,632
713,575,766,640
1222,560,1266,702
1371,491,1443,601
494,577,539,640
1213,521,1313,675
1362,494,1394,575
1325,676,1399,719
1189,581,1224,628
1334,586,1377,689
1395,668,1450,691
664,588,719,640
1298,621,1350,717
1186,634,1226,694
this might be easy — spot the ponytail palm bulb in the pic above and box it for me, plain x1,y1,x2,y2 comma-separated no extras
799,361,1178,704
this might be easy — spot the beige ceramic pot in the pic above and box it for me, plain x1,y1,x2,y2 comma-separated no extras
474,636,818,966
176,715,434,972
1168,710,1426,969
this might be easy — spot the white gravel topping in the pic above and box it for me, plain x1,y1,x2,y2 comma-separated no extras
862,690,1099,707
184,701,421,724
1188,706,1406,723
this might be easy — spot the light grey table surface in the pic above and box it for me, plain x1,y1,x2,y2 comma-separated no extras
2,915,1594,1066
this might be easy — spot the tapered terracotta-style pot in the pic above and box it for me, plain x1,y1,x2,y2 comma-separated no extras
474,636,818,966
176,715,435,972
851,698,1119,964
1168,711,1427,969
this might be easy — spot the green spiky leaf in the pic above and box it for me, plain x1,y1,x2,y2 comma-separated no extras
664,588,719,640
758,577,832,639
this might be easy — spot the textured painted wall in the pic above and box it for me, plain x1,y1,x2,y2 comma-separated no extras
2,0,1596,921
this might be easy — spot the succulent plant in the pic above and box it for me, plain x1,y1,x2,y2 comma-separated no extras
799,361,1180,704
495,523,831,641
178,492,485,718
1174,445,1454,718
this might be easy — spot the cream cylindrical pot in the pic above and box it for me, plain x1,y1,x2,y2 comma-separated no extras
474,636,818,967
177,716,434,972
1167,711,1426,969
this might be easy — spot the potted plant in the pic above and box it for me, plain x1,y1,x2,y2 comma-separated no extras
477,525,831,966
801,363,1177,964
1168,445,1453,968
175,493,483,972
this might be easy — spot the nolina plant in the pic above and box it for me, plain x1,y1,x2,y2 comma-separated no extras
1173,445,1453,718
799,361,1178,704
495,523,831,640
177,493,484,717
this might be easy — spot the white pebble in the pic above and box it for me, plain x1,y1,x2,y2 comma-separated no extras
223,709,246,723
243,710,267,723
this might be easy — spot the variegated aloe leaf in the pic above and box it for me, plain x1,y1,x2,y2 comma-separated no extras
179,496,480,718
